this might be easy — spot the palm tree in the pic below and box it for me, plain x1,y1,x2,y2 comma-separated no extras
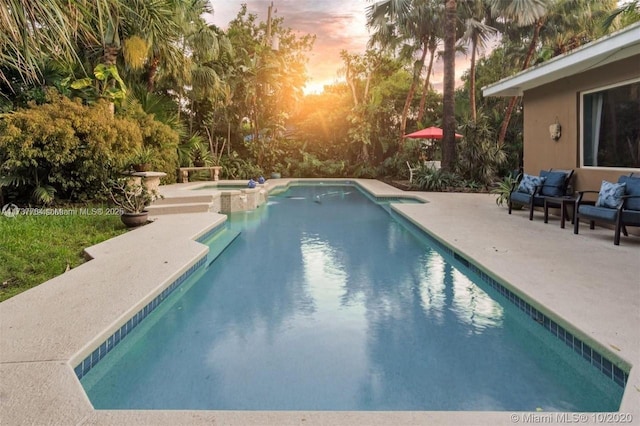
539,0,616,58
442,0,457,171
490,0,619,146
488,0,552,146
459,1,496,122
603,0,640,29
145,0,210,93
413,1,445,127
367,0,443,138
338,50,385,163
0,0,117,85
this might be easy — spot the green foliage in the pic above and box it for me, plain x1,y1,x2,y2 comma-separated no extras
130,145,157,165
290,88,353,160
0,172,57,205
191,142,213,166
286,152,346,178
69,63,127,105
222,5,315,170
457,111,506,187
219,151,264,180
378,138,425,179
491,173,521,207
350,163,378,178
0,92,142,203
177,133,204,167
461,179,483,192
105,177,159,214
118,101,179,182
458,47,523,172
414,167,461,192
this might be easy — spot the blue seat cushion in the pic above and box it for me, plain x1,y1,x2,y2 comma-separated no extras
511,191,531,205
511,191,544,207
517,173,546,195
621,209,640,226
619,175,640,210
579,204,618,222
539,170,567,196
596,180,626,209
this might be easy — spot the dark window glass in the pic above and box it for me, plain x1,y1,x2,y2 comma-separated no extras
583,81,640,168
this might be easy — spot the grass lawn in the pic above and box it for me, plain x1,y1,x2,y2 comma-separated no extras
0,210,127,302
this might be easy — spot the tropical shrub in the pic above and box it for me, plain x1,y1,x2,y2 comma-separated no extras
491,172,522,207
219,152,264,180
177,133,203,167
379,139,423,179
118,101,179,183
0,93,142,203
457,112,506,187
287,152,346,178
414,167,461,191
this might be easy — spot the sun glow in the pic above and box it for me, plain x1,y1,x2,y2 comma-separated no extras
303,81,328,95
303,78,346,95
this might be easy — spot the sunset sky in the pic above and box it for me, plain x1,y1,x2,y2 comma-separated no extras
208,1,481,94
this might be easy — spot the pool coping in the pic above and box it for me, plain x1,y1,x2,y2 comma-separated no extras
0,179,638,425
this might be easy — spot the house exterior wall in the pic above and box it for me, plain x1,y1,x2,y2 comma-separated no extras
522,54,640,192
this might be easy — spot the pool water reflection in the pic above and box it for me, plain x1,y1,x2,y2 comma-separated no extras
81,185,622,411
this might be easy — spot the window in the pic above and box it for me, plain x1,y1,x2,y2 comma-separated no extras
581,79,640,169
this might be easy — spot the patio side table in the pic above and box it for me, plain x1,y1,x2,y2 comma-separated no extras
543,196,576,229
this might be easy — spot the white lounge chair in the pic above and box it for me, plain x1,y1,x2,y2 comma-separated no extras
406,161,419,183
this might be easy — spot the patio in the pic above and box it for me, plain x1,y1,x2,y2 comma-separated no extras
0,179,638,425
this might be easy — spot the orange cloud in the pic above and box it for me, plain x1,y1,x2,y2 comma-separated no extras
207,1,488,94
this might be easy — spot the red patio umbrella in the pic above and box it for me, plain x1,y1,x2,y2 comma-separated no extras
403,126,463,139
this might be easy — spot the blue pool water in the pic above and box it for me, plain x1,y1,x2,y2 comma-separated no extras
81,184,623,411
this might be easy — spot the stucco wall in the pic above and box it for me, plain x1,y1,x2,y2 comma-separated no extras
522,54,640,192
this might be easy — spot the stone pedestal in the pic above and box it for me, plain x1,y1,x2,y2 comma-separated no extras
131,171,167,192
211,166,222,181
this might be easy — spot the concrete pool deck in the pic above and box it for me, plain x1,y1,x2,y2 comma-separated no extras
0,179,638,425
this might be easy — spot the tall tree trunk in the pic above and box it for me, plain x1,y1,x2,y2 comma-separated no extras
469,35,478,122
497,19,544,146
362,140,370,163
227,121,231,156
345,65,359,106
147,56,160,92
399,45,428,138
252,97,261,167
102,45,120,66
442,0,457,172
417,43,437,125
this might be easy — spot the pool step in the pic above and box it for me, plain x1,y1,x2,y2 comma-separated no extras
153,194,217,205
205,229,242,266
146,202,215,215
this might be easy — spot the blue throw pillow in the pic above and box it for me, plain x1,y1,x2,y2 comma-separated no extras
539,170,567,197
619,175,640,210
596,180,626,208
517,173,546,195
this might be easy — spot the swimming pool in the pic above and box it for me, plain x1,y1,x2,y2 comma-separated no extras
80,184,623,411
